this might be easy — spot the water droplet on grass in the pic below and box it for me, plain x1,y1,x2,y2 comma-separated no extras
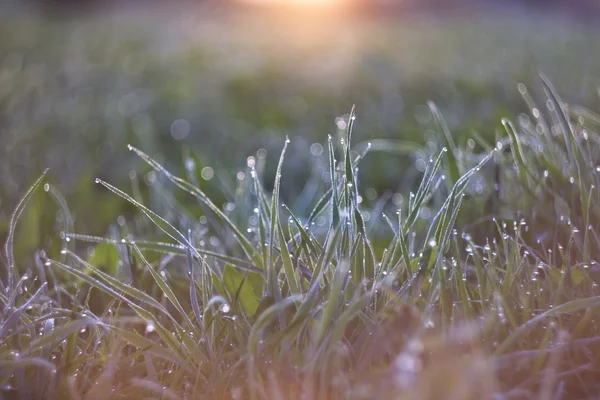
145,321,155,333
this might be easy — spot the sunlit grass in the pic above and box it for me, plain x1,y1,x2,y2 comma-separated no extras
2,74,600,398
2,6,600,399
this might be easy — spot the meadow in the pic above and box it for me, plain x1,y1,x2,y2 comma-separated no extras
2,6,600,399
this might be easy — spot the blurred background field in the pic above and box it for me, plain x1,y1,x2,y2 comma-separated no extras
1,1,600,263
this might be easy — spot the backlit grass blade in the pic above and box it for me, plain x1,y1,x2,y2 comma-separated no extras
403,149,445,235
540,74,581,172
95,178,201,258
306,188,333,225
266,137,289,305
127,145,259,267
428,101,460,184
283,205,322,257
45,258,188,360
4,168,48,293
65,233,258,273
328,135,340,228
502,119,537,188
343,106,356,215
62,250,170,316
292,227,341,325
278,220,300,298
0,283,47,340
187,231,204,329
44,183,74,258
353,207,375,281
357,139,422,155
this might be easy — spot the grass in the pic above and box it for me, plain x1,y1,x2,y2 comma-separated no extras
2,8,600,258
3,71,600,399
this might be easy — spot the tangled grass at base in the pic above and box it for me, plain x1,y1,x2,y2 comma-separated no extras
3,79,600,399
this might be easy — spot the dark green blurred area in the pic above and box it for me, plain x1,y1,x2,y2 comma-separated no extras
1,6,600,265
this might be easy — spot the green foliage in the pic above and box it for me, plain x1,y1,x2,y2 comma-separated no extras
2,41,600,398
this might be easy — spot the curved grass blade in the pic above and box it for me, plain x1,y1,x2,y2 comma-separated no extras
4,168,48,293
187,230,203,329
62,250,170,316
266,137,289,306
540,74,581,171
306,188,333,225
127,145,260,267
95,179,201,258
45,183,74,260
278,220,300,298
130,243,197,334
65,233,258,273
248,295,302,361
343,106,356,214
353,207,375,282
111,326,190,370
47,258,191,363
428,101,460,184
0,283,47,340
403,149,445,235
26,318,103,353
328,135,340,228
328,290,370,345
292,227,341,325
283,205,322,257
495,296,600,355
315,259,350,346
356,139,422,155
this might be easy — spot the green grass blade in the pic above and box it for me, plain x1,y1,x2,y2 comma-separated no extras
267,137,289,304
4,168,48,293
130,243,197,334
94,179,201,258
127,145,260,267
62,250,169,316
26,318,103,353
315,259,350,345
328,135,340,228
0,283,47,340
428,101,460,184
495,296,600,355
65,233,258,273
278,220,300,298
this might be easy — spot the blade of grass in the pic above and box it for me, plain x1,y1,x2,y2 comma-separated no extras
4,168,48,293
127,145,261,268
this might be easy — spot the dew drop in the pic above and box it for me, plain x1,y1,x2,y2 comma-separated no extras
145,321,155,333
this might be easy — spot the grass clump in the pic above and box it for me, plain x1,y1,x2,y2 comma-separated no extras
2,79,600,399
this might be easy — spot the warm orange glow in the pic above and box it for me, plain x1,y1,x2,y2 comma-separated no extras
238,0,344,6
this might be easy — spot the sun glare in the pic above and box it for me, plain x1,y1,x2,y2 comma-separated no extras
238,0,344,6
